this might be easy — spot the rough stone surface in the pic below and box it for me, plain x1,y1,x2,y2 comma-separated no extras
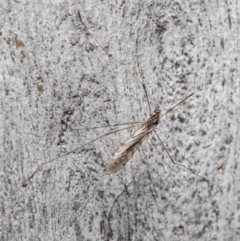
1,1,239,240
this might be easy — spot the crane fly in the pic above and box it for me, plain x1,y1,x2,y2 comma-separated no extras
76,11,215,218
28,10,215,219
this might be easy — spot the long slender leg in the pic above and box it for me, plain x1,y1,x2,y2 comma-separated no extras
78,11,152,115
108,135,149,219
67,121,144,131
153,130,208,181
28,125,139,181
161,48,217,118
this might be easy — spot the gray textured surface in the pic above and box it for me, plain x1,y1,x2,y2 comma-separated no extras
1,1,239,240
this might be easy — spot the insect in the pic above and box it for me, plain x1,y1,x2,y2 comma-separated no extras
28,10,215,219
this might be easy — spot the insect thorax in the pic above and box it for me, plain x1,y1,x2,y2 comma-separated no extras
145,111,160,130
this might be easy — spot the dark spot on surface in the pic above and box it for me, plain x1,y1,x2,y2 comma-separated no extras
171,115,176,121
178,140,183,147
37,85,44,94
228,10,232,29
155,22,166,36
200,129,206,136
220,146,226,152
98,190,104,199
72,202,81,211
15,39,24,49
174,127,182,132
173,225,184,235
221,38,224,49
175,61,180,69
22,181,27,187
20,50,26,60
222,79,226,86
225,135,233,145
178,115,185,123
186,144,192,151
86,43,95,52
6,38,11,47
36,76,43,81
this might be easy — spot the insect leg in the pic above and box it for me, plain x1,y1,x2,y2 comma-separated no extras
153,130,208,181
108,135,149,219
78,10,152,114
67,121,144,131
161,48,217,118
27,125,139,181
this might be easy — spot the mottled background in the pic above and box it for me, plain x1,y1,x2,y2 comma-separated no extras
1,0,239,240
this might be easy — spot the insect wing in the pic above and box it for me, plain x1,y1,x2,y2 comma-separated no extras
106,126,149,173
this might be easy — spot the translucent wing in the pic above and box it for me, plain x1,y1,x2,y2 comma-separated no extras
105,126,149,173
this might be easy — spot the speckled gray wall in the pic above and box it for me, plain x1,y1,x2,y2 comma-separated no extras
1,1,239,240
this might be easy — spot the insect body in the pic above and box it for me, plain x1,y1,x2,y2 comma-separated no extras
106,108,160,173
